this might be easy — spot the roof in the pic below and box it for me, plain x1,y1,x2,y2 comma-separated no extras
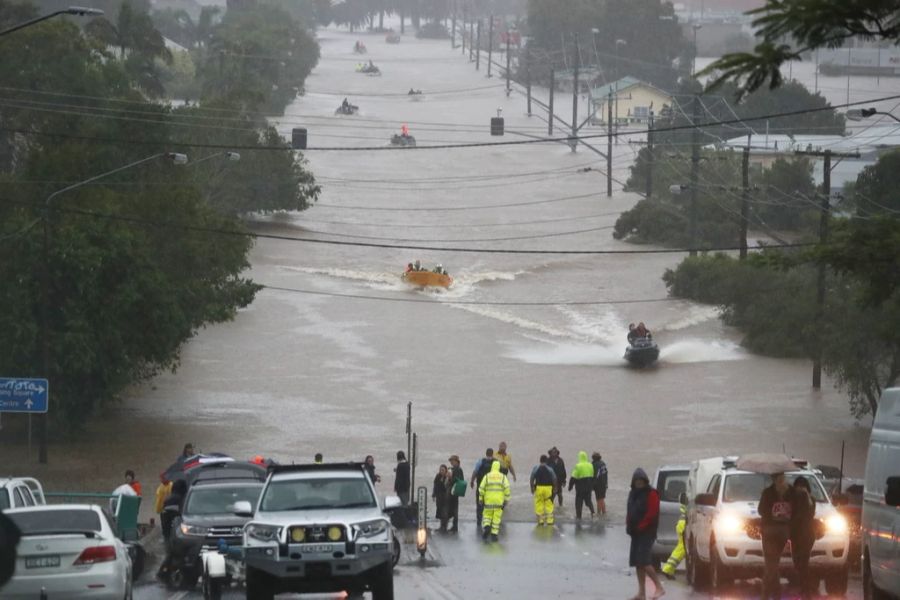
590,77,673,101
269,463,368,480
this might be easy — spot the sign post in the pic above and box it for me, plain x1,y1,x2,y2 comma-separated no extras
0,378,49,461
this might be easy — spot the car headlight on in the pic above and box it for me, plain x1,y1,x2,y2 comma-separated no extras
715,513,745,535
825,514,848,534
289,527,306,543
328,526,344,542
353,519,388,539
246,523,282,542
179,523,210,537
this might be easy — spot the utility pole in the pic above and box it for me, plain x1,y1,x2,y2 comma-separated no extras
461,8,466,54
793,148,859,388
740,141,750,259
475,20,481,70
487,15,494,77
505,27,512,95
469,18,474,61
607,91,613,197
689,96,701,257
525,45,532,116
645,110,654,199
571,33,579,151
451,5,456,49
548,69,555,135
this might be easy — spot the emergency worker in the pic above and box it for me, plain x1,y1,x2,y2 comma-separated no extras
662,502,687,579
530,455,556,525
478,461,510,542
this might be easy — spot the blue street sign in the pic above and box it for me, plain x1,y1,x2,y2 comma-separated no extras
0,377,49,413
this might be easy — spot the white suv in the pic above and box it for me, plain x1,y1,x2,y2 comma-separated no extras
685,459,850,595
0,477,45,511
235,463,399,600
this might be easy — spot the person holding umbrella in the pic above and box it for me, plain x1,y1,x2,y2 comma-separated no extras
738,454,798,600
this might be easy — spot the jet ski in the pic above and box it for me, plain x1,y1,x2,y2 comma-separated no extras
353,42,367,54
386,32,401,44
408,89,424,101
624,337,660,367
356,64,381,76
391,133,416,147
335,103,359,115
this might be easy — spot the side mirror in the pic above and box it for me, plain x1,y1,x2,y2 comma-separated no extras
695,493,717,507
233,501,253,517
886,476,900,507
832,492,849,507
383,496,402,511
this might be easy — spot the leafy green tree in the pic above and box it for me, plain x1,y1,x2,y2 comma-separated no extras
150,7,197,49
851,149,900,217
756,157,818,231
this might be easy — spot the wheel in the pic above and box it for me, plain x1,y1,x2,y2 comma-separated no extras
824,565,849,596
392,535,401,567
709,539,733,590
687,539,710,591
202,566,223,600
371,561,394,600
864,552,889,600
245,566,275,600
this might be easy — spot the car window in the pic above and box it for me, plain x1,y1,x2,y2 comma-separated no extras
9,509,102,535
260,477,376,512
12,488,25,508
657,470,689,502
785,474,829,503
707,475,721,498
0,492,9,510
186,485,263,515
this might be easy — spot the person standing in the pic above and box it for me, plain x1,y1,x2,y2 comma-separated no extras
394,451,411,505
447,455,464,532
661,502,687,579
791,478,817,599
568,451,596,520
154,472,172,519
758,472,793,600
547,447,567,507
627,468,666,600
478,461,510,542
175,443,194,468
364,455,381,484
470,448,495,525
530,455,557,526
592,452,608,515
496,441,517,482
433,465,451,532
125,470,142,496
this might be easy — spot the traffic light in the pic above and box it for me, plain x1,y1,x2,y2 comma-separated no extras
292,128,307,150
490,117,504,136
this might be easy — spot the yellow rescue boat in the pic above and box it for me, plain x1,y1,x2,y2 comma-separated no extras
402,270,452,288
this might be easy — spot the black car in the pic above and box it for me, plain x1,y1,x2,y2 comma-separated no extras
168,474,264,589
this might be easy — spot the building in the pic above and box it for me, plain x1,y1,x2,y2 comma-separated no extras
589,77,673,126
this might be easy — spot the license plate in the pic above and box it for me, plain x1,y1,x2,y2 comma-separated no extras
25,555,60,569
299,544,333,553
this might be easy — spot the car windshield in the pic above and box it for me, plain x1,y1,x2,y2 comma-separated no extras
723,473,829,503
260,477,376,512
9,509,101,535
185,484,262,515
657,470,689,503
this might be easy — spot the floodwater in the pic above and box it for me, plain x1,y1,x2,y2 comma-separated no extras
6,32,877,526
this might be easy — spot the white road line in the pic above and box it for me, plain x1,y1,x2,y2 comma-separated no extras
168,591,188,600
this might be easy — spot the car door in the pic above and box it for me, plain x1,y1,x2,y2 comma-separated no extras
696,475,721,562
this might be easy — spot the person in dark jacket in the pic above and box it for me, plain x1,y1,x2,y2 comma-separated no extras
364,455,381,484
627,468,665,600
547,447,567,507
592,452,609,515
157,479,188,583
530,454,557,525
758,472,794,600
791,477,817,599
568,451,596,520
446,455,464,532
432,465,451,531
470,448,495,525
394,451,411,505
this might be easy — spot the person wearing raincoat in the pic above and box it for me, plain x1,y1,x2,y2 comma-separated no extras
530,455,557,525
568,451,596,520
662,502,686,579
478,460,510,541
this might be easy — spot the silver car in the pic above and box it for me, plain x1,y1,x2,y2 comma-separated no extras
236,463,399,600
653,464,690,566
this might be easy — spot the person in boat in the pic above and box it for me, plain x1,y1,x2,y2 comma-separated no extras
635,322,652,340
401,123,410,138
368,60,375,69
414,259,422,271
341,97,350,112
406,263,414,273
409,88,416,95
627,323,637,344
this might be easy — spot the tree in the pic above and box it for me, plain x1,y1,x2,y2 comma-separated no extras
756,157,818,231
701,0,900,97
851,149,900,217
150,7,197,49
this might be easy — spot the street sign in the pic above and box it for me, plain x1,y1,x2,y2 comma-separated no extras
0,377,49,413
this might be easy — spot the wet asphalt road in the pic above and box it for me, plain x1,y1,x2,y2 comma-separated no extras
133,521,861,600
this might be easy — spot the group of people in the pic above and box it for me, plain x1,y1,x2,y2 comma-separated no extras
353,40,366,53
405,260,448,276
627,322,652,344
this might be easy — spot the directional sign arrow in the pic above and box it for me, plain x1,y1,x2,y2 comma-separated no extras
24,399,33,409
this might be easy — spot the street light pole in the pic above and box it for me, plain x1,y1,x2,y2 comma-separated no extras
691,24,702,76
0,6,103,37
38,152,187,463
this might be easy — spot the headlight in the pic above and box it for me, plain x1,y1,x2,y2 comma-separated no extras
328,526,344,542
353,519,388,539
825,514,848,534
246,523,281,542
715,513,745,535
179,523,210,537
289,527,306,543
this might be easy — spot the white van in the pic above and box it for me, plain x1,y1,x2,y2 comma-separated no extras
862,388,900,599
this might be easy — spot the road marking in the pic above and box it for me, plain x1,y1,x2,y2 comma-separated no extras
168,592,188,600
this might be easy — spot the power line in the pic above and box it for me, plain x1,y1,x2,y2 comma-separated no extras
295,224,615,243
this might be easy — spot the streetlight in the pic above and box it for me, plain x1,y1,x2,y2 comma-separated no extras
0,6,104,37
846,107,900,123
186,151,241,167
38,151,187,464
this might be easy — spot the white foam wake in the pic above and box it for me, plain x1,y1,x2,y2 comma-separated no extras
660,339,744,363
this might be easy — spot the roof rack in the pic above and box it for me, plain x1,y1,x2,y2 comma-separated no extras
722,456,739,469
268,462,367,475
791,458,809,469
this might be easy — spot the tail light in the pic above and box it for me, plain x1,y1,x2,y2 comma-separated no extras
74,546,117,565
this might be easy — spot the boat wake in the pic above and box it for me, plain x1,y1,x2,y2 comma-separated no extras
506,338,744,367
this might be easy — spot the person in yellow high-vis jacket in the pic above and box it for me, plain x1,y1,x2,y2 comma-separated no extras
478,460,510,541
662,502,687,578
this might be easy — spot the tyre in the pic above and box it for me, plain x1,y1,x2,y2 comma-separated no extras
687,540,710,591
709,540,733,590
825,565,850,596
371,561,394,600
202,566,223,600
245,566,275,600
863,551,890,600
392,535,401,567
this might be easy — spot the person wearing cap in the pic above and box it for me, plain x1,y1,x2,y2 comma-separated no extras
446,455,464,532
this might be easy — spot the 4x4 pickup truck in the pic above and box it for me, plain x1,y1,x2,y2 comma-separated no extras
235,463,400,600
